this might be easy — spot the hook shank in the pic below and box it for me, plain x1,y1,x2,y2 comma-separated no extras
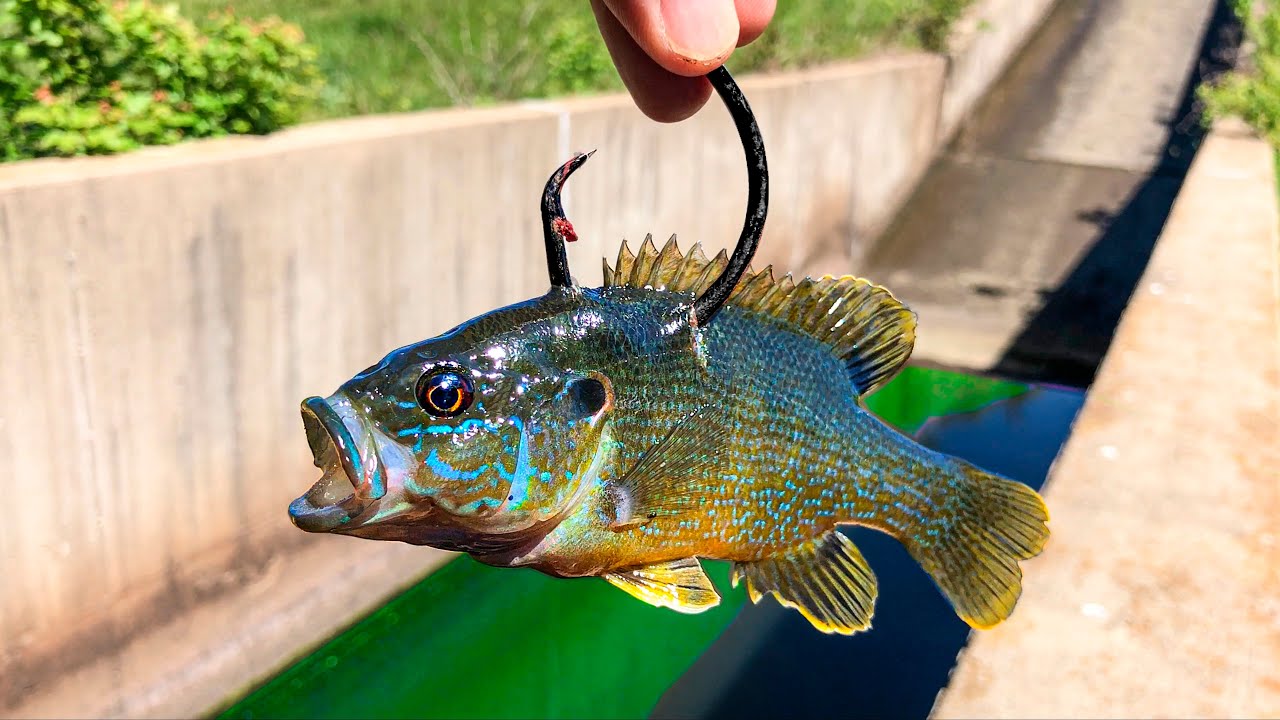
692,66,769,326
536,66,768,317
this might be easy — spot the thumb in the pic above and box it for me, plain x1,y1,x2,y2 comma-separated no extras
600,0,741,76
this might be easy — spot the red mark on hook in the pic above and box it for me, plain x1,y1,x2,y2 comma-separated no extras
552,216,578,243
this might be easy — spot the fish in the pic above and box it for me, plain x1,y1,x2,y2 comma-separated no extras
287,66,1049,634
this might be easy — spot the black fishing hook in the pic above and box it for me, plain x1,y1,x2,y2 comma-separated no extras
541,150,595,288
691,66,769,326
538,66,768,319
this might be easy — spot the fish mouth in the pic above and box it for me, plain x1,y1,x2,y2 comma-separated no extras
289,396,386,533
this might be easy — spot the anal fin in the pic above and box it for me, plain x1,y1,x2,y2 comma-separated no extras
731,530,878,634
603,557,721,614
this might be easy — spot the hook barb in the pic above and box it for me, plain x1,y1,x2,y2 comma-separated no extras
541,149,596,288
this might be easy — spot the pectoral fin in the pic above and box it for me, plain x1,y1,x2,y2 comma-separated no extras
607,402,733,530
731,530,879,634
603,557,721,614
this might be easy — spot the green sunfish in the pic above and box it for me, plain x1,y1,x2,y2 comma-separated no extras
287,67,1048,634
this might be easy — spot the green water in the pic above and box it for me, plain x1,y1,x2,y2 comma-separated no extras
219,366,1025,720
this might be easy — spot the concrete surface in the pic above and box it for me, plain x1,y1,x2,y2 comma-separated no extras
1028,0,1223,172
0,56,963,718
932,126,1280,718
939,0,1058,144
866,0,1233,386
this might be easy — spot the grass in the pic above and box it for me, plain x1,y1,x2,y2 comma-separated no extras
175,0,972,120
1202,0,1280,145
1200,0,1280,205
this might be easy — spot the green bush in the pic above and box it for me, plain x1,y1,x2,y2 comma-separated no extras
1202,0,1280,145
541,11,617,97
0,0,320,160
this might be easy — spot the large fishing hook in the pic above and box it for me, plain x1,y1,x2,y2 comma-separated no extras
538,65,769,327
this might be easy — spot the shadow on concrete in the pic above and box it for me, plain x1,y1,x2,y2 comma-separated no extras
992,0,1244,387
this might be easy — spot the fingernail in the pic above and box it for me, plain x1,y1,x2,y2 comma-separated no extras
660,0,739,64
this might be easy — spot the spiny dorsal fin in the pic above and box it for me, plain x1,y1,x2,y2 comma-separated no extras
602,238,916,395
629,234,660,288
731,530,878,634
603,557,722,614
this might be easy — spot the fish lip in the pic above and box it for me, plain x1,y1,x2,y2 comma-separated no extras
289,396,386,533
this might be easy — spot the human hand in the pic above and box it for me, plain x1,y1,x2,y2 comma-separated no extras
590,0,776,122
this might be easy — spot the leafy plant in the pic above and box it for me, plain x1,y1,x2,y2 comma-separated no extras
1202,0,1280,145
541,10,616,97
1,0,320,160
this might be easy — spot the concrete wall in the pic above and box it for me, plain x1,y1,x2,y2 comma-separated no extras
0,2,1059,714
561,58,945,280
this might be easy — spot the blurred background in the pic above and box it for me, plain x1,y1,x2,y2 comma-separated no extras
2,0,972,157
1,0,1277,718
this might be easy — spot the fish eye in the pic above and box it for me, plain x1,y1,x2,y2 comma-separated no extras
416,367,475,418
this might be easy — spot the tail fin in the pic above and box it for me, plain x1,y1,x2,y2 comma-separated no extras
904,461,1050,629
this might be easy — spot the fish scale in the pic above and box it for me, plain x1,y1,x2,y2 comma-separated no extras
571,282,938,559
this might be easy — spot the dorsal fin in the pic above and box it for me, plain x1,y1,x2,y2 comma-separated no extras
602,238,916,396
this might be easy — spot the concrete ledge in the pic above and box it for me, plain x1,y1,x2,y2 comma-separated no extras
0,106,560,719
931,126,1280,717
